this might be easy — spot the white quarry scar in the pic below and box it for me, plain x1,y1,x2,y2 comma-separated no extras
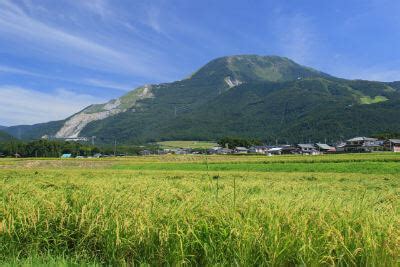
54,109,122,138
224,76,242,88
54,85,154,138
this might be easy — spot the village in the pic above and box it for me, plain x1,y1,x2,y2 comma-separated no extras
139,137,400,156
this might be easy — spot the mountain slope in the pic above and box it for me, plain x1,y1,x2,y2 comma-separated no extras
0,130,14,141
5,120,65,140
51,55,324,140
5,55,400,143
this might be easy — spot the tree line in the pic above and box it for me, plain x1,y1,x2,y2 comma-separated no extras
217,137,262,149
0,140,153,157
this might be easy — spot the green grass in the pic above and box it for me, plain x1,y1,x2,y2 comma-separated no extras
1,154,399,265
113,161,400,174
360,95,388,104
156,140,218,149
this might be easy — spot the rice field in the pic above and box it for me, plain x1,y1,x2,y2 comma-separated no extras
0,153,399,265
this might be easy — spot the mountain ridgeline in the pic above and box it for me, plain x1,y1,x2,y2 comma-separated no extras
5,55,400,143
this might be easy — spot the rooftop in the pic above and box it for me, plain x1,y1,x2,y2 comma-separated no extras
347,137,377,142
315,143,335,150
297,144,315,149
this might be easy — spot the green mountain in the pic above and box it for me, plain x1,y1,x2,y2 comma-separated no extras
4,55,400,143
0,130,14,141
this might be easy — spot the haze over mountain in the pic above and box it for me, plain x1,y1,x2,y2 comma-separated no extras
4,55,400,143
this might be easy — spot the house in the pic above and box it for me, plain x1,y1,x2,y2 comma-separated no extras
234,147,249,154
208,147,233,155
267,147,283,155
344,137,381,153
140,150,152,156
61,154,72,158
297,144,319,155
385,139,400,152
216,148,233,155
335,142,346,153
248,146,268,154
172,148,192,155
280,145,298,154
207,147,222,154
315,143,336,153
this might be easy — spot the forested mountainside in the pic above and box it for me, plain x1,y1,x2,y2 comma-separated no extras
5,55,400,143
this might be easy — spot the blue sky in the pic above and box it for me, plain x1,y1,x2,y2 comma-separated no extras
1,0,400,126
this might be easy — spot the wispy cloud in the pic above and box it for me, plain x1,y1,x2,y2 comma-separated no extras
0,65,37,76
83,79,134,91
0,64,135,91
272,12,319,64
145,5,162,33
79,0,111,18
0,0,174,80
0,86,105,126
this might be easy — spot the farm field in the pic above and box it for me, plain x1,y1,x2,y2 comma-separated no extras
0,153,399,265
156,140,218,149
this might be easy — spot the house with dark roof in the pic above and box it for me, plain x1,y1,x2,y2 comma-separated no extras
140,150,152,156
297,144,320,155
234,147,249,154
385,139,400,152
344,137,382,152
315,143,336,153
335,142,346,153
280,145,298,154
249,146,268,154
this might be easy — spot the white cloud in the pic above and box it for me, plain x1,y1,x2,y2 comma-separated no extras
0,64,135,91
273,13,318,64
0,0,172,80
80,0,111,18
83,78,134,91
0,86,105,126
0,65,37,76
145,5,162,33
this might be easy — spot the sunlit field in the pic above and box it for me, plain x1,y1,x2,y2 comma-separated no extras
156,140,218,149
1,153,399,265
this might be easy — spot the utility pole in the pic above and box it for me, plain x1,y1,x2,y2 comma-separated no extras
91,136,96,146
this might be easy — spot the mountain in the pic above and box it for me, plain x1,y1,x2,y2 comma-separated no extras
5,55,400,143
5,120,65,140
0,130,14,141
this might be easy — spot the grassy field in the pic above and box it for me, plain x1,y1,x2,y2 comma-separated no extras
0,153,399,265
156,140,218,149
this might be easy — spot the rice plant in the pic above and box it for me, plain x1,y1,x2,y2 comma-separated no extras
0,154,399,265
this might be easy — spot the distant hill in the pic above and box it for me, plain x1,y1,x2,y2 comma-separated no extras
0,130,14,141
5,120,65,140
5,55,400,143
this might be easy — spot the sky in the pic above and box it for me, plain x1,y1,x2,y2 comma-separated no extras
1,0,400,126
